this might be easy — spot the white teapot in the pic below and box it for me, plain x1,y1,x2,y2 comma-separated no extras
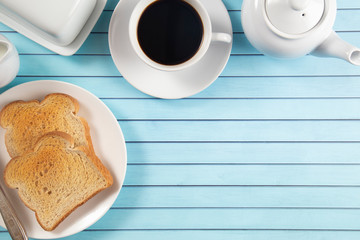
241,0,360,65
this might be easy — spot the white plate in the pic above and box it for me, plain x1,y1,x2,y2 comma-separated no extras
0,0,107,56
108,0,233,99
0,80,127,239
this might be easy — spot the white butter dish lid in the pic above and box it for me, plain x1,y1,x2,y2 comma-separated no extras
0,0,107,56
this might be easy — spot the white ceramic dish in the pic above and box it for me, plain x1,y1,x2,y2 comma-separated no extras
0,80,127,239
0,0,97,46
108,0,233,99
0,0,107,56
0,34,19,88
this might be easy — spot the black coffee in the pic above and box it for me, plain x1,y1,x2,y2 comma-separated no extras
137,0,204,66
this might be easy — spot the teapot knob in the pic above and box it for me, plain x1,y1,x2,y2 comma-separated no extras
289,0,311,11
265,0,325,35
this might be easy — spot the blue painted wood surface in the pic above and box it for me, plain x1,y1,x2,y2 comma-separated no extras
1,0,360,239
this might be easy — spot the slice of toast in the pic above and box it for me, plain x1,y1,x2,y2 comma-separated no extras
0,93,113,184
0,93,90,158
4,132,112,231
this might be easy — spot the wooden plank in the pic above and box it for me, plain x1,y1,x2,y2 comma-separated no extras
6,76,360,99
119,121,360,142
222,55,360,77
92,11,111,33
15,55,360,77
337,0,360,9
114,186,360,208
2,230,360,240
105,0,360,11
104,0,119,10
3,9,360,33
335,10,360,31
1,77,147,98
77,230,360,240
2,31,360,55
125,142,360,164
102,98,360,120
122,165,360,186
18,55,120,77
197,76,360,98
89,208,360,230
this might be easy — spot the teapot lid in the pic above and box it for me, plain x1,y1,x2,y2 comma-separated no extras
265,0,325,35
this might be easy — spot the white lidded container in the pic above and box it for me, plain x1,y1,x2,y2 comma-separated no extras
0,0,107,55
0,0,96,46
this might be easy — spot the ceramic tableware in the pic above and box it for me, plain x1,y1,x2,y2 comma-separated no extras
0,81,127,239
241,0,360,65
129,0,232,72
0,0,96,46
0,0,107,56
0,34,19,88
109,0,233,99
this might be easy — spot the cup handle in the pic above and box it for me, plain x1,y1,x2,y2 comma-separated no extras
211,33,232,43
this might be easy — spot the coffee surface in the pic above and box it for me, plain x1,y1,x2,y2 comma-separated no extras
137,0,204,66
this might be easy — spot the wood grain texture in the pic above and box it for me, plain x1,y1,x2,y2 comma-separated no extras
3,76,360,98
3,10,360,33
125,142,360,164
121,164,360,185
119,121,360,141
114,186,360,207
9,55,360,77
88,208,360,230
1,0,360,239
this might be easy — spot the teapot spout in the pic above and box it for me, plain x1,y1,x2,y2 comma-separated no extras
311,30,360,66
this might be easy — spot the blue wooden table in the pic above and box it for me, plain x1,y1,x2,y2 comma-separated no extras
2,0,360,239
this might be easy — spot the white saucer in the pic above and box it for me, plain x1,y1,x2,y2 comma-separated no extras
0,80,127,239
108,0,233,99
0,0,107,56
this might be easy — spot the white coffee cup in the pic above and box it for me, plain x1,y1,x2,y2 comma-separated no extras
129,0,232,71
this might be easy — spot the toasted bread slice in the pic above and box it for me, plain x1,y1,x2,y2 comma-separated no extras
0,93,113,185
0,93,89,158
4,132,112,231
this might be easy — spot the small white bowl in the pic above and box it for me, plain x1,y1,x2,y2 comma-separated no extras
0,34,19,88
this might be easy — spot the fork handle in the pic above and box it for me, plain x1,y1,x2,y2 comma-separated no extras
0,185,27,240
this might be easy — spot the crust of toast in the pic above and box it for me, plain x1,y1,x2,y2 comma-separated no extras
79,117,113,186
